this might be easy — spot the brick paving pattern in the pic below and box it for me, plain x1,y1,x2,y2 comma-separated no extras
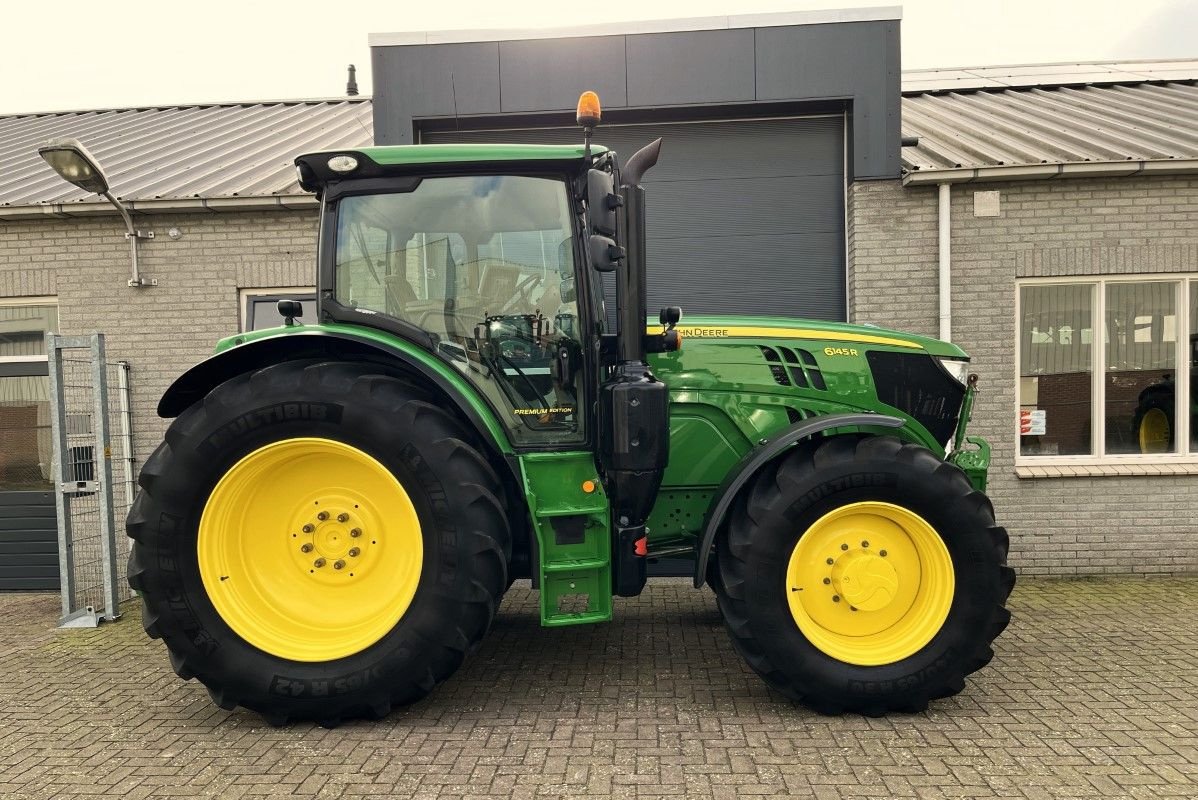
1,577,1195,799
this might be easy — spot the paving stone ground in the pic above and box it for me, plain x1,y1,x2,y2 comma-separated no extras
1,577,1196,799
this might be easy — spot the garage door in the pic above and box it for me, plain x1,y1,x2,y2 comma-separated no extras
425,117,846,321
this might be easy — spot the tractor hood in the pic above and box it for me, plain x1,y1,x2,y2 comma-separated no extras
646,314,972,455
650,314,968,360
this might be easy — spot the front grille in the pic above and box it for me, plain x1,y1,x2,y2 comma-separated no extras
867,351,966,444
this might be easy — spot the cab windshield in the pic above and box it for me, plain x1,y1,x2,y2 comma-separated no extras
332,174,584,445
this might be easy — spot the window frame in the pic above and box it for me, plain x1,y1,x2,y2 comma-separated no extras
1015,274,1194,466
239,288,316,333
0,296,58,365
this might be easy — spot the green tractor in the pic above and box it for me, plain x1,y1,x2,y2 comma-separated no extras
127,93,1013,724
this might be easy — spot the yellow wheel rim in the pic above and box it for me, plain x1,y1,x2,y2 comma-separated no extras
1138,408,1171,454
784,501,954,666
198,437,423,662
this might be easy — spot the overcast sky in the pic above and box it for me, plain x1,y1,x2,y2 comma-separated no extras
1,0,1193,113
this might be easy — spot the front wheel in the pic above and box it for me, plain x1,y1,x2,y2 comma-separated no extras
715,435,1014,715
127,360,510,725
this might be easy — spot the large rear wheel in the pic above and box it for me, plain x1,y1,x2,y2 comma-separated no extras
1134,397,1173,454
127,360,510,725
715,435,1014,715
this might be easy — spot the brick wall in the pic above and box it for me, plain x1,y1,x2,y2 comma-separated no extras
849,175,1198,575
0,209,317,461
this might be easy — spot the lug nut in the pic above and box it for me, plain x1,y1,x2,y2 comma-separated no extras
301,543,313,553
337,513,349,523
841,543,849,551
302,524,314,533
333,560,345,570
880,550,888,557
313,558,326,568
850,606,858,612
826,558,834,565
823,578,831,585
832,595,841,602
861,541,869,548
350,528,362,538
348,547,360,558
317,511,329,521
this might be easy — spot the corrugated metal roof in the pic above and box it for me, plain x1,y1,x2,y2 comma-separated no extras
0,99,372,213
901,73,1198,181
901,58,1198,94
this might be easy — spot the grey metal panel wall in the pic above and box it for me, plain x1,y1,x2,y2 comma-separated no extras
371,19,898,179
371,43,501,139
625,29,756,107
756,21,900,180
0,490,57,591
500,37,628,111
427,117,845,320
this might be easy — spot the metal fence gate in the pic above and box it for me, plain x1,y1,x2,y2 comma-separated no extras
46,334,136,627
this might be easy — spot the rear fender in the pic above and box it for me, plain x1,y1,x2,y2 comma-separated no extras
692,413,904,588
159,329,513,458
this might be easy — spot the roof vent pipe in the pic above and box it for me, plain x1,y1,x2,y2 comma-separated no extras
346,65,359,97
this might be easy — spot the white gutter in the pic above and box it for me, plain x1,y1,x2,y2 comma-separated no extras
938,183,951,342
0,194,318,221
903,158,1198,186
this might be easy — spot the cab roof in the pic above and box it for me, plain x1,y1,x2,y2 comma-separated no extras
357,143,608,166
294,144,609,192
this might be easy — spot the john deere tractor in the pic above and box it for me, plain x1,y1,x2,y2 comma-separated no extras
127,93,1013,724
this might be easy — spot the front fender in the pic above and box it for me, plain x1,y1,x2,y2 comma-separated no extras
158,326,513,457
691,412,904,587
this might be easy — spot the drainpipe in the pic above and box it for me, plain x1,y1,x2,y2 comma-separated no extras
937,182,952,341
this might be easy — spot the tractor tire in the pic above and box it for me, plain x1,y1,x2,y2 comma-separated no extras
714,435,1013,716
127,360,509,725
1133,395,1174,454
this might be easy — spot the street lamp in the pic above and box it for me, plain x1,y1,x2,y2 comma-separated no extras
38,137,155,288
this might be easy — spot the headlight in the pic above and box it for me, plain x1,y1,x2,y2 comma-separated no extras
937,357,970,386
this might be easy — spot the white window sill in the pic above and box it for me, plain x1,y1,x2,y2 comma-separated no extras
1016,462,1198,478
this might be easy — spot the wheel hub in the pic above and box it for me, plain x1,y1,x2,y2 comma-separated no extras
831,549,898,611
297,504,371,578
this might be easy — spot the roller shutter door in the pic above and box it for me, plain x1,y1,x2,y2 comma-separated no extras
0,491,57,591
424,117,846,321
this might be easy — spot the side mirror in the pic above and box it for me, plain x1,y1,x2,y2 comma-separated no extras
589,234,623,273
277,299,303,325
586,169,619,236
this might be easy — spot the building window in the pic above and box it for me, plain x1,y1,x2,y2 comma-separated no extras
0,298,58,491
1018,277,1194,461
240,289,316,332
0,299,58,359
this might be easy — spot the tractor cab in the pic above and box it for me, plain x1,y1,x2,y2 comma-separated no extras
302,161,597,446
